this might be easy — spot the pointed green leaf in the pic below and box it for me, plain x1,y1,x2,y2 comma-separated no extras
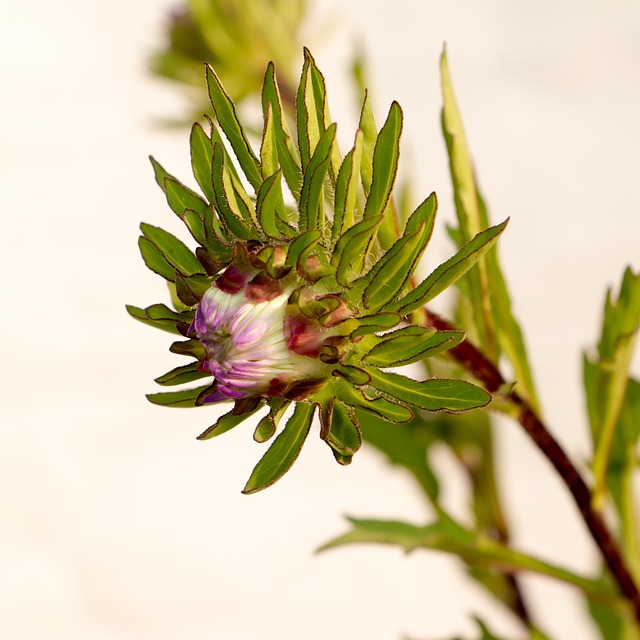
169,338,206,359
164,176,208,218
205,64,262,190
189,122,215,203
367,369,491,412
296,49,326,171
149,156,170,193
332,129,363,242
344,312,401,339
256,170,287,238
285,229,321,269
254,399,291,443
404,191,438,237
140,223,203,276
154,362,210,386
126,304,182,335
364,327,465,367
260,103,278,179
197,404,263,440
318,516,624,608
363,101,402,219
392,219,509,315
325,399,361,463
361,223,429,311
441,47,498,355
242,402,315,494
146,384,213,408
138,236,175,282
332,215,383,286
211,142,253,239
261,62,302,202
358,91,376,194
329,378,414,424
299,123,336,232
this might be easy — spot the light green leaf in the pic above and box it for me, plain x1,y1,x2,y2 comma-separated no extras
256,170,285,238
364,327,465,367
590,268,640,510
332,214,383,286
138,236,175,282
211,142,253,239
140,223,203,276
189,122,215,203
367,369,491,412
319,516,628,610
363,101,402,220
299,123,336,232
242,402,315,494
261,62,302,202
358,90,376,194
260,103,278,179
206,63,262,191
296,48,326,171
285,229,321,270
332,128,363,242
391,219,509,315
361,222,429,311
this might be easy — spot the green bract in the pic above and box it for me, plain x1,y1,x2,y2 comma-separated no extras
129,49,507,493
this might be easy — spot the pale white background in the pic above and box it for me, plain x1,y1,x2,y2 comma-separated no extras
2,1,640,638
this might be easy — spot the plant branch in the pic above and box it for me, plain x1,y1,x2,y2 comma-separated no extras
424,308,640,625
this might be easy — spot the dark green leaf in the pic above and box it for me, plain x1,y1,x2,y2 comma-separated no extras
242,402,315,494
154,362,210,386
146,384,213,408
169,338,206,359
325,399,361,464
367,369,491,412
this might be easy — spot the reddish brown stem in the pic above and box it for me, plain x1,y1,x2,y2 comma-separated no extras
424,309,640,624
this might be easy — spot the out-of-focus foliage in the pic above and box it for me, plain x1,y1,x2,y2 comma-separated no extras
151,0,306,121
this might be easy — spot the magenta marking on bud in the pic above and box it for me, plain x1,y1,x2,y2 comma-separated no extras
245,273,286,302
215,264,251,294
284,313,325,358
